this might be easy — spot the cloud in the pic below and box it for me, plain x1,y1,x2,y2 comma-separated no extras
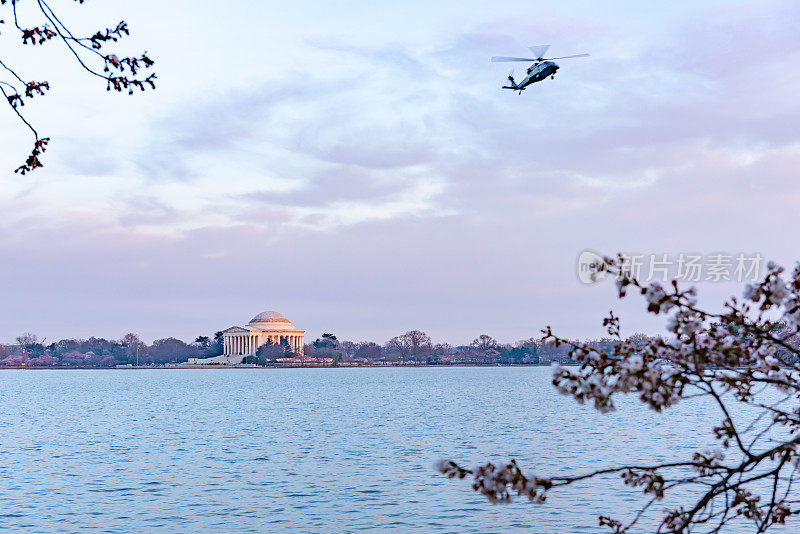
61,2,800,238
307,40,436,80
58,137,120,177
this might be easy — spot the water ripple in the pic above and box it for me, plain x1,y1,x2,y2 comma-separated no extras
0,368,792,533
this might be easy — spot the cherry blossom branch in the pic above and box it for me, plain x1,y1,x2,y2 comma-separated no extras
440,255,800,532
0,0,156,173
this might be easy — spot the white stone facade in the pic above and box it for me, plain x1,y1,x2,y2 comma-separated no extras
223,311,304,358
186,311,305,366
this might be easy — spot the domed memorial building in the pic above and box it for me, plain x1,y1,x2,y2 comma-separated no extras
188,311,304,365
224,311,305,357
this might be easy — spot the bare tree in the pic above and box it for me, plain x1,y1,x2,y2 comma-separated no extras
403,330,432,363
433,342,452,363
354,341,381,362
149,337,197,364
15,331,38,352
1,0,156,173
440,256,800,532
471,334,498,352
120,332,145,364
384,335,409,362
386,330,432,364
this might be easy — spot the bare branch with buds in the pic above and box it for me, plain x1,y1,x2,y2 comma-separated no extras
0,0,156,173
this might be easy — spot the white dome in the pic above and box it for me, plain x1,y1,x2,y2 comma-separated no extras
248,311,291,325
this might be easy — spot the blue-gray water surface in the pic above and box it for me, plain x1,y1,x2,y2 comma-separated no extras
0,367,790,533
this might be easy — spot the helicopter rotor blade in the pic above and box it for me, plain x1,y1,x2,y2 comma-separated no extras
528,45,551,61
491,56,537,62
543,53,590,60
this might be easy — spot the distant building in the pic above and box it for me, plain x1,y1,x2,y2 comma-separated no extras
188,311,305,365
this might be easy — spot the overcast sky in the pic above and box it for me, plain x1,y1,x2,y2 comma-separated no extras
1,0,798,344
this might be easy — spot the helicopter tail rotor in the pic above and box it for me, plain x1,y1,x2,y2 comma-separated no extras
506,69,518,89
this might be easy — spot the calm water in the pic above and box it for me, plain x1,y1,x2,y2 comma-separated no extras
0,367,789,533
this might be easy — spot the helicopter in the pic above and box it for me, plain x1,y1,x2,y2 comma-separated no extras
491,45,589,94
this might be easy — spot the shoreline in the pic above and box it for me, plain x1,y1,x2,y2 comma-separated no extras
0,363,564,370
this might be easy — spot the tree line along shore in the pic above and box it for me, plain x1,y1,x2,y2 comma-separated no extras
0,331,666,368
